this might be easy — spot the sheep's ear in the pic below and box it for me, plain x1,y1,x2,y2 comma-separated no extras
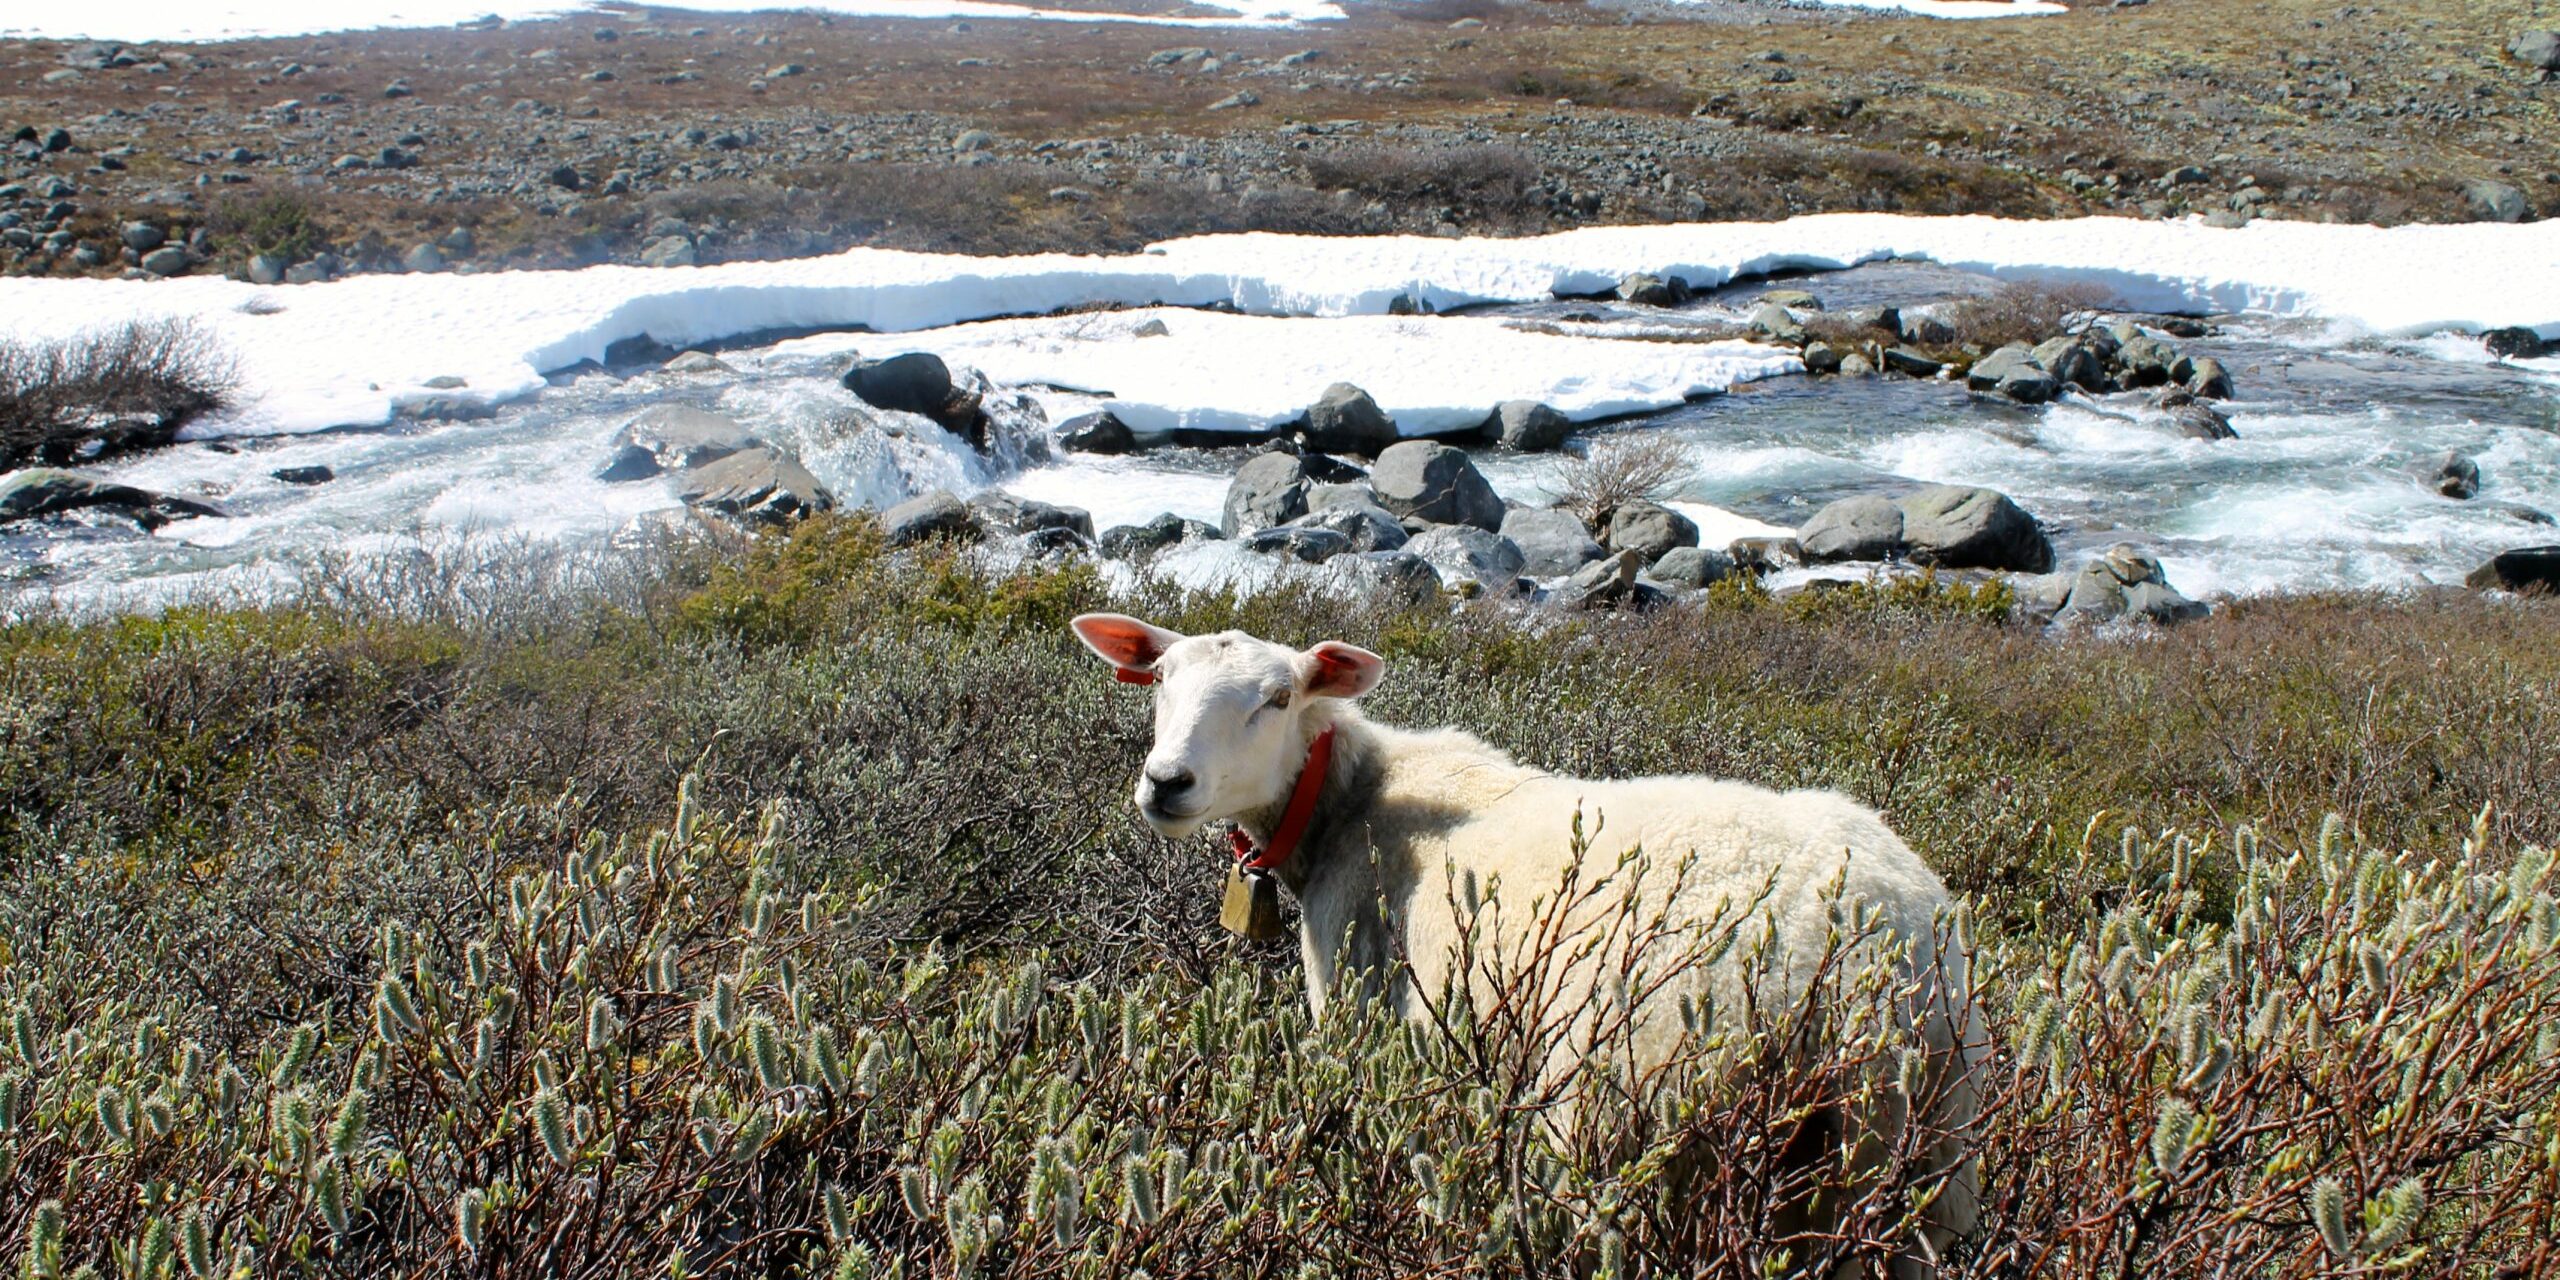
1070,613,1183,675
1298,641,1384,700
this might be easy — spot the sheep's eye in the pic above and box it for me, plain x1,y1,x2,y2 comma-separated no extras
1267,690,1293,710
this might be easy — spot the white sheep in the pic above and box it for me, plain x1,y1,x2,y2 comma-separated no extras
1071,612,1990,1266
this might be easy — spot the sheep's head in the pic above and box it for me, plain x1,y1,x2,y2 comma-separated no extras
1070,613,1382,837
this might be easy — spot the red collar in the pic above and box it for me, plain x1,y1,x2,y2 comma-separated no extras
1232,725,1335,875
1115,667,1156,685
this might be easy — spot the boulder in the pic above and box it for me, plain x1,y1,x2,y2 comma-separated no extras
2511,29,2560,70
1603,499,1699,565
677,448,833,526
1288,502,1409,552
402,242,446,273
1647,545,1735,589
1838,305,1901,336
1898,313,1955,346
843,352,956,421
1802,342,1844,375
2032,336,2108,391
1057,410,1136,455
1098,513,1220,558
1896,485,2053,573
2055,544,2208,625
1244,526,1352,564
1223,451,1314,536
1550,549,1644,611
664,352,731,374
1499,506,1604,577
2483,326,2552,360
2115,334,2181,386
1881,347,1945,378
2185,356,2234,399
1759,288,1823,311
1748,302,1805,345
597,405,757,481
2466,546,2560,594
2463,180,2533,224
2425,450,2481,500
1369,441,1504,531
271,465,334,485
968,491,1094,539
140,246,190,277
1302,382,1400,456
1335,549,1443,605
1404,526,1526,593
1484,400,1570,451
0,468,227,530
1727,536,1804,575
1305,481,1380,513
880,490,981,545
1615,272,1692,307
1798,494,1905,562
2151,388,2236,441
1966,344,2058,404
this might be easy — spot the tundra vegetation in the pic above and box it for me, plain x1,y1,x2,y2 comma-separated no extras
0,516,2555,1277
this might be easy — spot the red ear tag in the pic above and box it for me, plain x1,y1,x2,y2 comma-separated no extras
1114,668,1157,686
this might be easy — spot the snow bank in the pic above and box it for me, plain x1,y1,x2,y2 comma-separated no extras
0,0,1331,42
2,214,2553,439
779,310,1799,436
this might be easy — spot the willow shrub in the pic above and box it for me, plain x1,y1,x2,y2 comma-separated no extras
1,778,2553,1278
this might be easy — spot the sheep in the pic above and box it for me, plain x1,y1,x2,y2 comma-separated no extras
1070,612,1990,1266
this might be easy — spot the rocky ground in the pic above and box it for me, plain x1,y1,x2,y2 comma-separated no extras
3,0,2557,279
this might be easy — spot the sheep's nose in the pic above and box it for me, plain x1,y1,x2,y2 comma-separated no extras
1144,763,1196,796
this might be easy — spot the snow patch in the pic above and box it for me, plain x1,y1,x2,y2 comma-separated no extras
2,0,1332,41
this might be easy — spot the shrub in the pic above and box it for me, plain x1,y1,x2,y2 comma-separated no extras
0,319,239,469
1546,431,1694,527
1941,279,2117,350
210,191,331,264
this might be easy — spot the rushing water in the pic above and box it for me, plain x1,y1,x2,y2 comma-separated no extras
7,261,2556,609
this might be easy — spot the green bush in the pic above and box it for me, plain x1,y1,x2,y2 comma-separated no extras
0,523,2556,1274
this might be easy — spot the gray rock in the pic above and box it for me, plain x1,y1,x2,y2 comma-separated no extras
881,490,981,545
664,351,730,374
1837,353,1876,377
2032,336,2107,390
2511,30,2560,70
139,246,189,277
1896,485,2053,573
1748,302,1805,344
1604,499,1699,565
1302,382,1399,456
284,261,332,285
1499,506,1604,577
2483,327,2553,360
678,448,833,526
2464,179,2533,224
1288,502,1409,552
1881,347,1945,377
1245,525,1352,563
1551,548,1644,611
2115,334,2181,386
0,468,226,530
271,465,334,485
1485,400,1570,451
1334,549,1441,604
246,253,288,285
2466,545,2560,594
1898,313,1955,346
1615,272,1692,307
640,235,697,268
2426,450,2482,500
1207,90,1259,111
1967,344,2058,403
2152,389,2236,441
119,220,164,252
1369,440,1503,531
1647,545,1734,589
2185,356,2233,399
402,242,446,272
1222,450,1313,536
1759,288,1822,311
844,352,955,421
1058,410,1136,455
1802,342,1843,375
1305,481,1379,512
1099,513,1221,558
2056,544,2208,626
598,405,758,481
1799,495,1905,562
1404,525,1525,592
968,491,1094,539
1728,536,1804,575
953,129,996,152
